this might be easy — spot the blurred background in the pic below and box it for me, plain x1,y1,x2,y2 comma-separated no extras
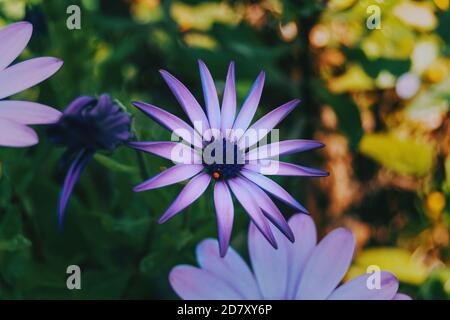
0,0,449,299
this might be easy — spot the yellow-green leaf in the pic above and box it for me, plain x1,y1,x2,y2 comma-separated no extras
346,247,429,285
359,133,434,176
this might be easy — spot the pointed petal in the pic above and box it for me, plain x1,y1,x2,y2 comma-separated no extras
159,69,210,136
285,214,317,298
240,169,308,212
58,150,93,227
94,94,114,115
64,96,96,114
0,57,63,99
228,177,277,249
239,99,299,149
133,164,203,192
296,228,355,300
159,173,211,223
0,118,38,147
0,101,61,125
133,101,202,148
196,239,261,299
328,272,399,300
232,71,265,136
246,139,324,161
245,160,329,177
128,141,201,164
213,181,234,257
239,176,294,242
198,60,220,130
221,62,236,132
0,22,32,71
248,222,288,299
170,265,242,300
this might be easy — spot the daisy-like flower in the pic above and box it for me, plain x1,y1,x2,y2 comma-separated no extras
170,214,412,300
0,22,63,147
47,94,132,226
130,61,328,256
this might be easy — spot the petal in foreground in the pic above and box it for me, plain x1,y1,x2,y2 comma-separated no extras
393,293,412,300
295,228,355,300
196,239,261,299
328,272,399,300
0,22,63,149
0,22,32,71
169,214,410,300
284,215,317,298
248,222,289,299
0,117,38,147
170,265,243,300
0,57,63,99
0,101,61,125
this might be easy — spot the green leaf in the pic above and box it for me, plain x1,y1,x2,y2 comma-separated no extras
0,234,31,252
419,271,450,300
359,133,434,176
94,153,137,173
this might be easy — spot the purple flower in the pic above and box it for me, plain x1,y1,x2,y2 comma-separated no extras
131,61,328,256
0,22,63,147
47,95,132,226
170,214,412,300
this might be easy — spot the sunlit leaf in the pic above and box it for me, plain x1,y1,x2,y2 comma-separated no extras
359,133,434,176
346,247,429,285
328,64,374,93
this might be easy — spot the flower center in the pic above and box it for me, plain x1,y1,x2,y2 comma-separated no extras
203,138,245,181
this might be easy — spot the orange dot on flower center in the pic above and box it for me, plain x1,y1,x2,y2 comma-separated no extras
213,172,220,179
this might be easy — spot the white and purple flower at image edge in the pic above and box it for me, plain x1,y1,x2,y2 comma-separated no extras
170,214,412,300
0,22,63,147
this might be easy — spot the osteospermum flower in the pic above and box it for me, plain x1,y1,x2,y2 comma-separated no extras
0,22,63,147
130,61,328,256
47,95,132,226
170,214,411,300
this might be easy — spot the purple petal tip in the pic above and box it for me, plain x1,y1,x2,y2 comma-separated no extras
219,247,228,258
13,21,33,31
158,216,169,224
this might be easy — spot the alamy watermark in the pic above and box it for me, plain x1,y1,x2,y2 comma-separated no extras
366,2,382,30
66,265,81,290
66,5,81,30
366,265,382,290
